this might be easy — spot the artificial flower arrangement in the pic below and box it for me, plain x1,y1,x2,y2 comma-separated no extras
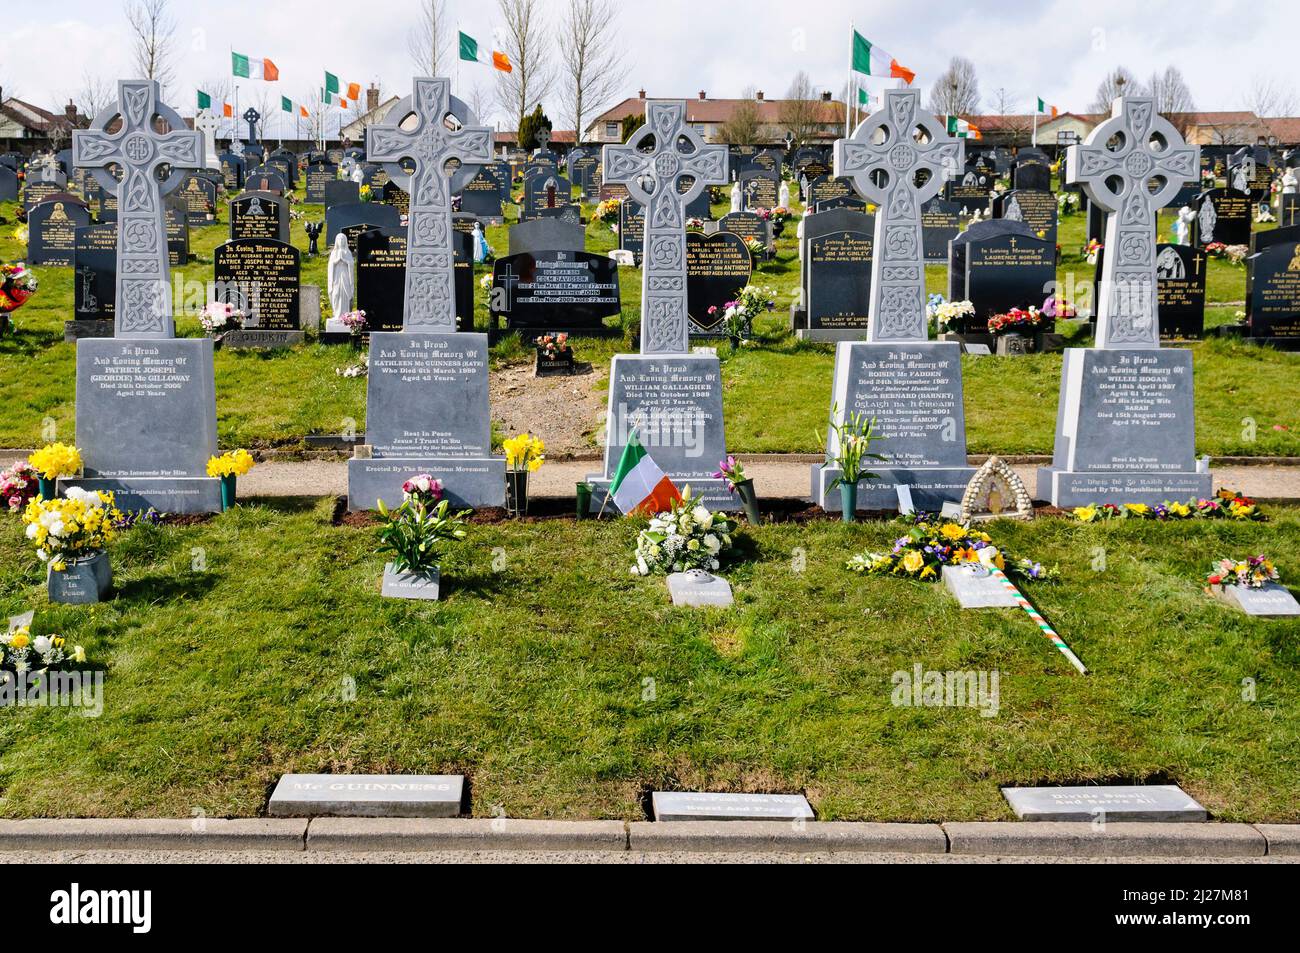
713,454,760,522
1,626,86,674
402,473,443,505
768,206,793,225
685,217,706,232
1206,555,1279,590
1057,192,1080,215
28,443,82,482
1,460,40,513
846,514,1057,584
1084,238,1103,264
1205,242,1250,265
591,198,621,226
820,407,885,521
535,332,570,359
206,449,256,479
339,309,368,334
22,487,122,572
359,184,373,203
374,484,469,575
630,487,738,577
1040,295,1076,320
707,284,776,342
0,262,38,315
987,306,1046,335
199,301,243,334
1071,489,1265,523
926,294,976,333
743,236,766,263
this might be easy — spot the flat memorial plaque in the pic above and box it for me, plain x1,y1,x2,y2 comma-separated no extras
942,565,1019,608
269,773,464,818
667,571,733,607
1213,583,1300,617
1001,785,1207,822
652,791,814,822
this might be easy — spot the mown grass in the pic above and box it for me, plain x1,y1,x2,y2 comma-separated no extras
1,178,1296,456
0,502,1298,821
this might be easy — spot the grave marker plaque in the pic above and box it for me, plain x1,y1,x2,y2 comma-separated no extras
213,237,302,343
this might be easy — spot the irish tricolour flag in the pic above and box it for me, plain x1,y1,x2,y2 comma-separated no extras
232,51,279,81
608,431,681,516
851,31,915,85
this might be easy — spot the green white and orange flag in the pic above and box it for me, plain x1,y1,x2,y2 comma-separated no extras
459,31,513,72
1037,97,1059,118
946,115,982,140
608,430,681,516
851,30,914,85
232,51,279,81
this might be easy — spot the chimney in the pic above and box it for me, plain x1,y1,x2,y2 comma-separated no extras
699,90,707,100
366,84,380,112
756,90,764,101
638,88,646,99
66,100,78,122
821,91,832,101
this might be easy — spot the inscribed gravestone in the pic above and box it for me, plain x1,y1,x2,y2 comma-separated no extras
491,249,620,335
457,165,504,222
0,166,16,202
619,198,645,262
739,167,779,210
73,223,116,322
963,232,1056,330
805,220,873,338
508,217,585,257
921,197,961,262
1246,240,1300,340
995,188,1057,245
219,152,245,191
522,170,572,221
326,201,402,249
230,191,289,242
213,237,302,336
686,230,752,334
356,226,408,332
26,199,91,266
1194,187,1250,246
305,161,337,202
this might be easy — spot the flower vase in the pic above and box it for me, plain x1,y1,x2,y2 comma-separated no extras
772,219,785,238
734,478,761,524
575,482,593,520
37,476,56,501
220,474,237,511
840,482,858,522
506,470,529,516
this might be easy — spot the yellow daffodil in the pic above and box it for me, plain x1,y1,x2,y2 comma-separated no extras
9,630,29,649
1073,505,1098,522
28,443,83,480
207,449,255,478
940,523,966,541
902,550,925,574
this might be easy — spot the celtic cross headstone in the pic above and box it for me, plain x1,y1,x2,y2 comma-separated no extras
602,101,728,353
835,88,961,342
195,109,220,170
1068,98,1198,348
73,79,201,338
366,77,493,331
244,107,261,145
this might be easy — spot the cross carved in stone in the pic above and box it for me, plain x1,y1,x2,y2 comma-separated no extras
1068,97,1198,348
834,88,961,342
73,80,201,339
534,127,552,154
602,101,728,354
367,77,493,332
194,110,220,169
243,107,261,144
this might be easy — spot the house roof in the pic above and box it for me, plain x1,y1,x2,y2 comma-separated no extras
0,96,86,134
1264,117,1300,145
339,95,403,137
495,129,577,145
590,96,845,126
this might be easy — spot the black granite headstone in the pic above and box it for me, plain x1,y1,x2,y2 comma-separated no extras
324,180,361,209
305,161,338,202
1247,240,1300,339
921,197,962,262
807,224,873,333
213,238,302,330
1194,188,1251,247
491,250,620,334
961,231,1055,330
73,224,116,320
686,231,753,335
27,198,91,266
326,201,403,249
230,191,289,242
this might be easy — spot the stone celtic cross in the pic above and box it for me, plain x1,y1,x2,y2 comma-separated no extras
834,88,961,342
534,127,552,153
368,77,493,331
194,110,220,169
73,80,201,339
603,101,728,354
243,107,261,144
1068,97,1198,348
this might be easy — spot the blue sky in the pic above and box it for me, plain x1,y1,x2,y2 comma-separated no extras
0,0,1289,133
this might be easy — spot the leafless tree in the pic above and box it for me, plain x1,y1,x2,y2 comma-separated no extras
1147,66,1197,135
407,0,449,77
986,87,1018,117
1090,66,1144,114
927,57,980,118
719,87,762,145
556,0,627,144
123,0,177,93
77,73,116,122
465,83,493,125
983,88,1030,144
1245,73,1298,118
778,71,824,149
496,0,553,138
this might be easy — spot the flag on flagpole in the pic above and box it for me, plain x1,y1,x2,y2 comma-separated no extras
232,51,279,81
608,431,681,516
459,31,514,72
281,96,293,113
197,90,211,111
850,30,915,85
945,115,982,140
325,71,340,95
1037,97,1059,118
346,82,361,101
222,103,233,118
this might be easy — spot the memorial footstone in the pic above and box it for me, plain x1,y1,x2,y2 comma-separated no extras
1002,785,1206,822
1245,240,1300,346
26,198,91,266
213,237,303,347
229,191,288,242
994,188,1057,245
64,79,221,513
1211,582,1300,616
1038,98,1211,507
268,773,464,818
324,179,361,210
651,791,813,822
942,564,1021,608
1193,187,1250,247
921,197,961,262
347,76,504,511
586,100,735,511
814,88,977,512
326,200,402,249
491,247,620,337
686,230,752,335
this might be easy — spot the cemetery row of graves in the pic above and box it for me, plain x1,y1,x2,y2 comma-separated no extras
0,83,1296,821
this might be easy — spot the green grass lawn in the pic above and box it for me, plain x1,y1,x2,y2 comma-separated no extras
1,502,1298,820
1,180,1297,457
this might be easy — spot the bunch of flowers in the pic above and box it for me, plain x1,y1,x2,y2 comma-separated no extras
685,217,705,232
339,309,367,333
630,488,737,576
1057,192,1080,215
821,407,884,491
375,494,469,574
1206,555,1279,590
359,184,373,203
535,332,570,358
768,206,793,224
926,294,976,333
206,449,256,479
591,198,621,225
113,508,165,530
199,301,242,334
0,262,38,314
708,284,776,341
503,433,545,474
1204,242,1250,264
987,306,1046,335
22,487,122,572
12,225,28,246
712,455,748,493
1,627,86,673
28,443,82,480
846,515,1056,583
1071,490,1265,523
402,473,443,506
1040,295,1076,320
1084,238,1103,264
743,236,766,263
1,461,40,512
1204,241,1228,258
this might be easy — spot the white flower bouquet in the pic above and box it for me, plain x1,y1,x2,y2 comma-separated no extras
630,488,738,576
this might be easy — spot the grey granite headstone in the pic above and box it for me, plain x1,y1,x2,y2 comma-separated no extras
667,570,733,607
942,565,1020,608
1001,785,1206,822
268,773,464,817
652,791,814,822
1211,583,1300,617
508,217,585,257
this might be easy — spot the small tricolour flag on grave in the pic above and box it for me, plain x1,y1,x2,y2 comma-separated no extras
1037,97,1059,118
232,51,279,81
850,30,914,85
608,431,681,516
459,31,513,72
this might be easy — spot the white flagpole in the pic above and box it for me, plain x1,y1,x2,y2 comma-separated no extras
845,22,854,138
